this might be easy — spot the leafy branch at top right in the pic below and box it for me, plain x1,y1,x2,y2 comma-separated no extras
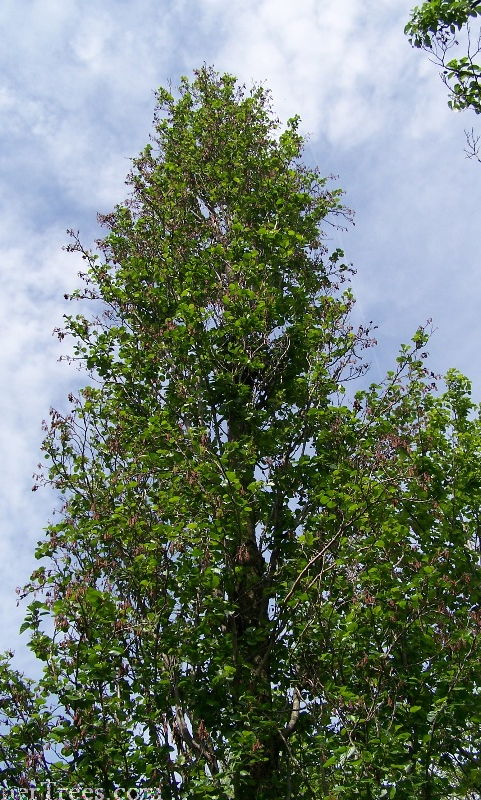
405,0,481,159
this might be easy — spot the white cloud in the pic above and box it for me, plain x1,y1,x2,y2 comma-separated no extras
195,0,416,144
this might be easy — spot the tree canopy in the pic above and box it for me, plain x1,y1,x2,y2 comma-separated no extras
2,67,481,799
405,0,481,156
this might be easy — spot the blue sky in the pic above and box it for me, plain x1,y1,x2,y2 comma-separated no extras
1,0,481,674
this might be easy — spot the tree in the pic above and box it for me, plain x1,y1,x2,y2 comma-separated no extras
405,0,481,159
3,66,481,799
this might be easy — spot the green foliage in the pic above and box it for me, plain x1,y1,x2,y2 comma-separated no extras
2,67,481,798
406,0,481,48
405,0,481,136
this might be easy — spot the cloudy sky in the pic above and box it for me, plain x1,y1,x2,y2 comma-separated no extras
1,0,480,675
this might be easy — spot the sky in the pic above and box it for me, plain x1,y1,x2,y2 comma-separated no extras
1,0,481,675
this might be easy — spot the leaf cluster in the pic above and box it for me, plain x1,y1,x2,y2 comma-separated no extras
406,0,481,126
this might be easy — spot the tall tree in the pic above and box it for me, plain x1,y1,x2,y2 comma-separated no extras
3,67,481,799
405,0,481,158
